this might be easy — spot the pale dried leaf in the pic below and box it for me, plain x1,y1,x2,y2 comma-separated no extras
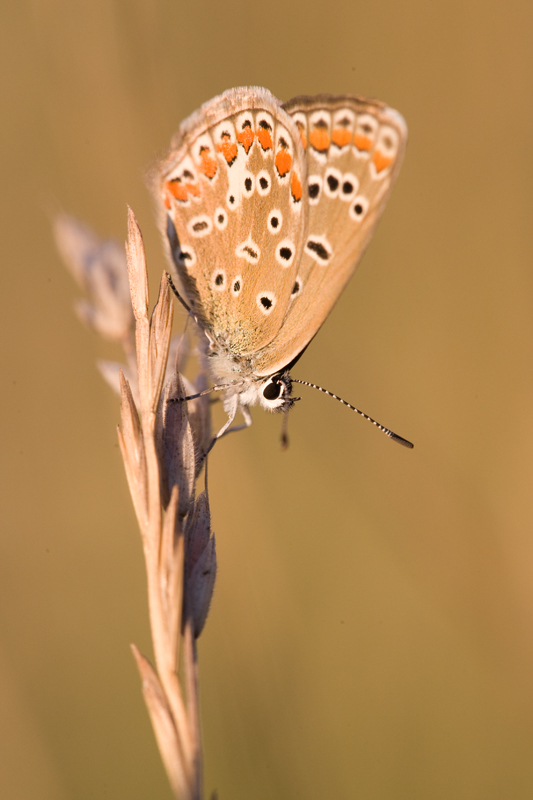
119,371,148,529
149,275,174,413
125,207,149,321
125,208,150,409
131,645,192,800
98,359,139,405
54,213,133,340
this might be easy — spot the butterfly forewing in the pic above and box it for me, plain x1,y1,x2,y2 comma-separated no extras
253,95,407,376
157,87,308,355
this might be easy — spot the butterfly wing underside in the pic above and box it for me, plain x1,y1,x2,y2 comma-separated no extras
254,95,407,377
156,87,308,356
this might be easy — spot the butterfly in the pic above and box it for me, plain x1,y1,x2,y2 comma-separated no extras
154,87,412,450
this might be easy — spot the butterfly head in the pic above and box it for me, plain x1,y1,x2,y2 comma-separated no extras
256,372,296,413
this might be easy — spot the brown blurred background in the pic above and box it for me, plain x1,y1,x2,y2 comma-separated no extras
2,0,533,797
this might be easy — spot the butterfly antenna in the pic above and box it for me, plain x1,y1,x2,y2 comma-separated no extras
291,379,414,449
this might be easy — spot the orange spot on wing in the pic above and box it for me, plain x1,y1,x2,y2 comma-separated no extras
275,146,292,177
354,134,372,151
186,182,201,197
166,180,200,202
237,126,255,154
331,128,352,148
199,148,217,179
217,135,238,164
290,171,302,202
372,149,393,173
167,180,188,202
309,128,330,152
256,126,273,150
164,193,171,210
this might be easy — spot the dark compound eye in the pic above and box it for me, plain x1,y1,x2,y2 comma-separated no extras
263,379,282,400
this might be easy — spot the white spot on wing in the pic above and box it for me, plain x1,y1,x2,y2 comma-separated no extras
256,291,276,314
236,236,260,264
231,275,243,296
188,214,213,238
305,234,332,264
211,270,226,291
214,207,228,230
349,196,369,221
267,209,283,233
275,239,295,268
307,174,322,206
256,169,271,196
324,167,342,198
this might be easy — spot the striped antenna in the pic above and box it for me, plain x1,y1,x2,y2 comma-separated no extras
291,379,414,449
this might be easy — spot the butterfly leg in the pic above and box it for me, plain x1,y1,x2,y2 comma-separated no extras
202,401,253,459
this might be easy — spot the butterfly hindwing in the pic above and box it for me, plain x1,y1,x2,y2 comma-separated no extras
253,94,407,376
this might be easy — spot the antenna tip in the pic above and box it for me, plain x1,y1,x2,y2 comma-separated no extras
390,433,414,449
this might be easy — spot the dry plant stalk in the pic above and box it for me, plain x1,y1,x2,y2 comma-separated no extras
55,208,216,800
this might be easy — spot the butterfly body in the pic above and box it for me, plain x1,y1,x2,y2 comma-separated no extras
155,87,407,441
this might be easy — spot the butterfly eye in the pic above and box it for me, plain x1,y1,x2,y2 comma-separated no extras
262,378,283,401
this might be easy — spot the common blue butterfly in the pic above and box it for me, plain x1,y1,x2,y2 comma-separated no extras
155,87,412,450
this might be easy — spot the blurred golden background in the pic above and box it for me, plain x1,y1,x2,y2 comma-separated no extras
2,0,533,797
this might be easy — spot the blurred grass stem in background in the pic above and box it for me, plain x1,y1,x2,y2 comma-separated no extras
56,208,216,799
